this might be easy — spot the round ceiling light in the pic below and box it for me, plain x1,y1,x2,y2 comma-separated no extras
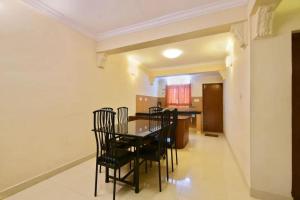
162,48,183,59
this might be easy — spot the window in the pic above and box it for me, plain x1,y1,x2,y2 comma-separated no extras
166,84,191,106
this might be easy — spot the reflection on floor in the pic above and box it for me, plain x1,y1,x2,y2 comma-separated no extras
6,131,257,200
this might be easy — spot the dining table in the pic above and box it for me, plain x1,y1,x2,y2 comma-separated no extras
114,119,162,193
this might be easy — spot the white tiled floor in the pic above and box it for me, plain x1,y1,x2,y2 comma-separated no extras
6,132,257,200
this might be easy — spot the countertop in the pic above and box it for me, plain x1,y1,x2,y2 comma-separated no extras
136,108,201,115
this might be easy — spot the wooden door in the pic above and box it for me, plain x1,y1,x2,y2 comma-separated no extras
292,32,300,200
202,83,223,133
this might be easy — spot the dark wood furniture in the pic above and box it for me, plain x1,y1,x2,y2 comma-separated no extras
135,108,201,132
140,110,171,191
130,113,191,149
117,106,135,174
117,107,128,124
202,83,223,133
101,107,113,111
98,107,113,173
92,109,135,200
176,116,190,148
148,106,163,120
292,32,300,200
167,109,179,171
114,119,163,193
136,108,201,116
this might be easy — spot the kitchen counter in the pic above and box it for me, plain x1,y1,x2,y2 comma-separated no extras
175,116,190,148
134,108,202,133
136,108,201,116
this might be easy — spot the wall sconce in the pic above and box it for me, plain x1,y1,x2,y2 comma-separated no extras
225,38,234,68
128,64,138,76
225,55,233,68
127,56,139,77
97,53,107,69
226,39,234,54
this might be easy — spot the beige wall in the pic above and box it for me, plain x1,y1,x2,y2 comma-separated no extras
136,95,158,113
0,0,157,193
250,3,300,199
96,54,158,116
191,73,223,96
223,2,300,199
223,23,251,186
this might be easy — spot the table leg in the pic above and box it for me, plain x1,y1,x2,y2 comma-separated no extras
134,140,140,193
105,166,109,183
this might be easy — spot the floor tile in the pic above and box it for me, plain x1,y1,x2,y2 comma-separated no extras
5,131,257,200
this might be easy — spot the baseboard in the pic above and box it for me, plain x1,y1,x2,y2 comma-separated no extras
223,136,293,200
250,188,293,200
0,152,95,199
223,134,250,188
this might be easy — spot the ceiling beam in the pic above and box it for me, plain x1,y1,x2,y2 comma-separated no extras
98,25,231,55
148,62,225,80
96,5,247,52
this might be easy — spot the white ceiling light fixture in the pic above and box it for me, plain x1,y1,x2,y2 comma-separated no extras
162,48,183,59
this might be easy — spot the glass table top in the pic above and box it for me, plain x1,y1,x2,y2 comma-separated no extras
115,119,161,138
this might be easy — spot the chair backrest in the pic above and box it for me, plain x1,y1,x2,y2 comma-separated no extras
117,107,128,124
171,108,178,126
161,109,171,128
149,106,163,121
157,109,171,155
170,109,178,142
101,107,113,111
93,109,116,157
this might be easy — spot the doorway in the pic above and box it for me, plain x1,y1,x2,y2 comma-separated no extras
202,83,223,133
292,32,300,199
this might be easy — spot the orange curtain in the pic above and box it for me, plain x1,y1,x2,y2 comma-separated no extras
165,84,191,106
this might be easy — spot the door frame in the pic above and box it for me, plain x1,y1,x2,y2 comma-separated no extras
292,31,300,200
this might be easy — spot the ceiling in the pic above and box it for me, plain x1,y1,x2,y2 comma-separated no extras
122,32,231,69
23,0,246,40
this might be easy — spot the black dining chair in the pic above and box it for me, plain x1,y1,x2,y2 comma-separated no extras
97,107,113,173
93,109,135,200
98,107,112,173
149,106,163,121
140,109,171,192
167,109,179,172
117,107,128,124
117,107,135,174
101,107,113,111
144,106,163,170
98,107,133,174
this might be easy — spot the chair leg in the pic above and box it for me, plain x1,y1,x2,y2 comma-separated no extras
94,163,98,196
105,167,109,183
158,160,162,192
166,149,169,181
175,146,178,165
145,160,148,173
119,167,121,179
113,168,117,200
99,149,102,173
129,147,132,170
171,146,174,172
133,159,136,184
